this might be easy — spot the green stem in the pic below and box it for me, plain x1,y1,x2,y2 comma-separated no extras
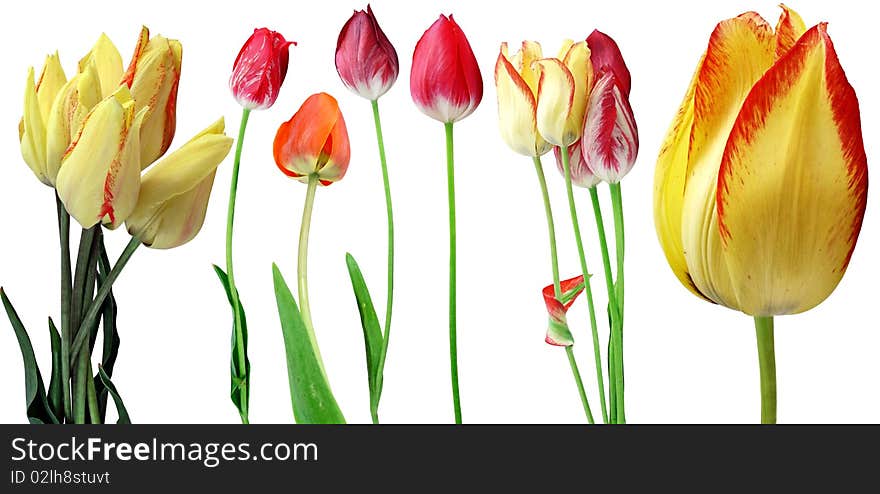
225,107,251,424
609,183,625,423
559,147,608,424
70,237,140,360
589,186,622,423
55,194,72,423
445,122,462,424
70,226,98,424
297,174,327,375
566,346,594,423
532,157,561,296
370,99,395,425
755,316,777,424
85,360,100,424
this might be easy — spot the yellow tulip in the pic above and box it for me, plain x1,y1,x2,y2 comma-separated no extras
19,53,66,185
494,41,552,157
45,65,102,184
532,40,591,147
126,118,232,249
78,33,124,99
654,7,868,317
122,26,182,168
56,86,147,229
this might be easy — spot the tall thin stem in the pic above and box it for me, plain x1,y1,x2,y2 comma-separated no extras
445,122,462,424
755,316,777,424
297,174,327,374
370,99,395,424
55,195,72,423
559,147,608,424
225,107,251,424
532,157,561,296
566,346,594,423
589,186,622,423
609,183,626,423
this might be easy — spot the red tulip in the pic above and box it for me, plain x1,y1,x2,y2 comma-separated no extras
580,30,638,184
335,5,399,100
273,93,351,186
543,275,586,347
229,28,295,110
410,14,483,123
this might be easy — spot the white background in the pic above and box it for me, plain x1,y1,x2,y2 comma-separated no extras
0,0,876,424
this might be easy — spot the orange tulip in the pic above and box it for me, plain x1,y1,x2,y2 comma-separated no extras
273,92,350,186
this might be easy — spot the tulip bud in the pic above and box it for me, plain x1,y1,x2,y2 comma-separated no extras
410,14,482,123
126,118,233,249
45,65,102,184
78,33,124,99
543,275,586,347
229,28,295,110
581,71,638,184
56,86,146,229
335,5,399,100
586,30,631,97
121,27,182,168
274,93,350,186
494,41,552,157
554,140,601,188
533,41,591,147
19,53,67,185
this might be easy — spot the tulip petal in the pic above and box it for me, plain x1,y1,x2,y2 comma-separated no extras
274,93,350,185
587,30,631,96
20,68,49,184
543,275,585,347
581,72,638,184
716,24,867,316
533,58,576,147
78,33,124,99
36,53,67,124
127,118,232,249
46,66,102,184
508,40,543,97
679,13,775,308
561,41,592,141
774,4,807,60
495,43,549,157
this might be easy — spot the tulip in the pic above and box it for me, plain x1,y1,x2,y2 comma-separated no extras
19,53,66,185
121,27,182,168
494,41,552,157
410,14,482,123
336,5,399,101
45,65,102,184
223,26,294,424
554,140,601,188
543,275,586,347
273,92,350,186
229,28,295,111
532,40,591,147
654,7,867,423
126,118,232,249
55,86,146,229
78,33,124,99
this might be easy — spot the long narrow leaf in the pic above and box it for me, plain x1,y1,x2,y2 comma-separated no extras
94,247,120,422
213,265,250,420
1,288,58,424
47,318,64,421
97,366,130,424
272,264,345,424
345,253,384,404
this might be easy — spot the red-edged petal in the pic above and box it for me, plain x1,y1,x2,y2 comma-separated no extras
542,275,585,347
581,72,638,184
586,29,631,96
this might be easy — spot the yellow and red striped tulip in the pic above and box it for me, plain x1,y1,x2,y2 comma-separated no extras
532,40,591,147
654,6,868,316
56,86,146,229
122,27,182,168
494,41,552,157
126,118,233,249
19,53,66,186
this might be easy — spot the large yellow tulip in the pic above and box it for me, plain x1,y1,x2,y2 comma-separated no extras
126,118,232,249
654,7,867,317
532,41,592,147
19,53,66,185
494,41,552,157
122,27,182,168
55,86,147,229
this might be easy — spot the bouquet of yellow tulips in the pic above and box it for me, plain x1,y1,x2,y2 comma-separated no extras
5,28,231,423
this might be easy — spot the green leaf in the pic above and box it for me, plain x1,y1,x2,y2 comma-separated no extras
344,253,384,406
97,366,130,424
47,318,64,421
1,288,59,424
94,248,120,423
272,263,345,424
213,265,250,422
